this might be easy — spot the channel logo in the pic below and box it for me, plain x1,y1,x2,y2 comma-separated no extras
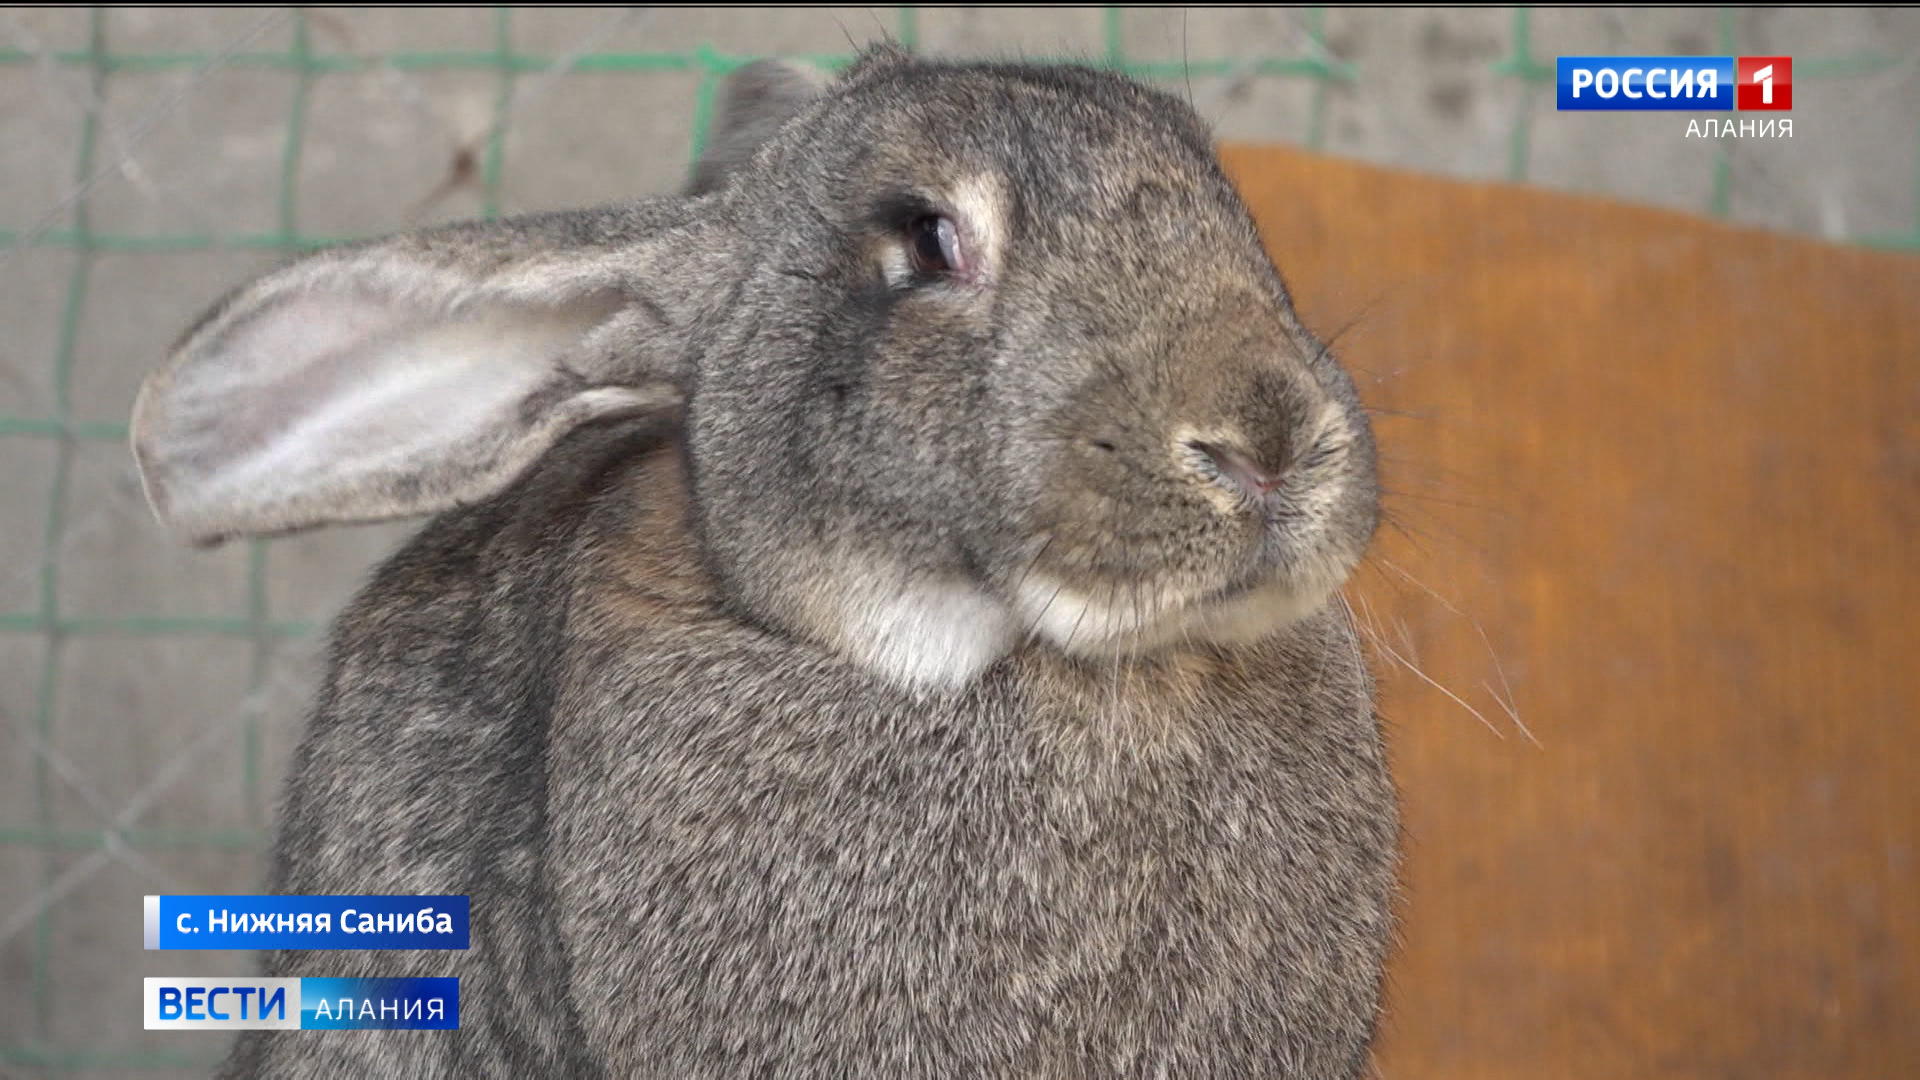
1557,56,1792,111
144,977,458,1030
1735,56,1792,110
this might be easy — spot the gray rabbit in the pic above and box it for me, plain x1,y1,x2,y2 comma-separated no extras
133,46,1397,1079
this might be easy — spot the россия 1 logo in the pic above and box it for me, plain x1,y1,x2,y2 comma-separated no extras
1557,56,1792,111
1735,56,1792,111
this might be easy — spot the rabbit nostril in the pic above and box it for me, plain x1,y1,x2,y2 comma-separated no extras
1190,440,1287,498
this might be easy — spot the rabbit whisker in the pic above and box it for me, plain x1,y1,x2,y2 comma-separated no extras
1352,591,1503,741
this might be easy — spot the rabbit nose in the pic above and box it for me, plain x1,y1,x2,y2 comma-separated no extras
1189,440,1288,498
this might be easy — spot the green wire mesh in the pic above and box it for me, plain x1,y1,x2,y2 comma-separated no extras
0,6,1915,1074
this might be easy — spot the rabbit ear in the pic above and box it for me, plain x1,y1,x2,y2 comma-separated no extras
133,207,705,545
685,59,826,195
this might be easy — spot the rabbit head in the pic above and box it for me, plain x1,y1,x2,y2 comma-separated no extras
133,46,1378,691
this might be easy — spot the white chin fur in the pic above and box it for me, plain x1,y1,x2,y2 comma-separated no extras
829,576,1017,692
1013,564,1342,656
814,554,1344,689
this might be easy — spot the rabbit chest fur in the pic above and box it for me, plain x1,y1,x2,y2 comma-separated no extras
559,443,1398,1078
225,428,1395,1080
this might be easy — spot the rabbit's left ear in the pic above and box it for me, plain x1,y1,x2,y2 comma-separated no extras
132,205,710,545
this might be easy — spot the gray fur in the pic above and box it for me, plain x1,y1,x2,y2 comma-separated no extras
137,48,1397,1079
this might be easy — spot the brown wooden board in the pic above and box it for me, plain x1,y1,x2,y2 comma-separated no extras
1217,143,1920,1079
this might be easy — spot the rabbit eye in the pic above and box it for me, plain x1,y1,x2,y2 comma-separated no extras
908,215,963,276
